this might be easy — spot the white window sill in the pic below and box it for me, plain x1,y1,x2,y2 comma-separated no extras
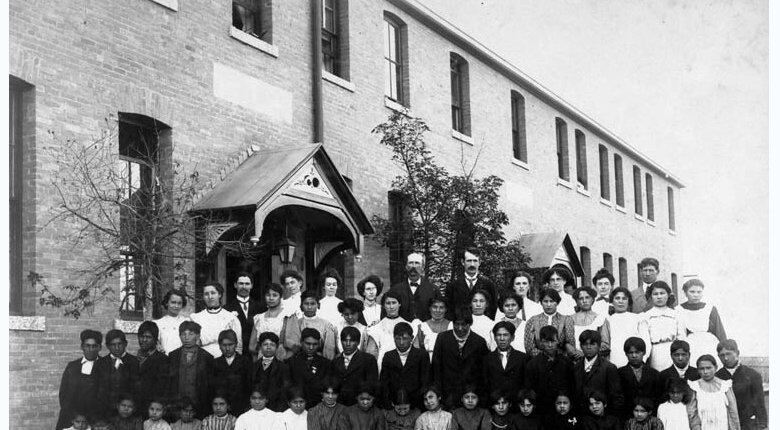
615,204,627,214
322,71,355,92
576,186,591,197
600,198,612,208
451,129,473,145
114,319,142,334
511,158,530,171
557,178,573,189
230,27,279,58
148,0,178,11
384,97,410,114
634,213,644,221
668,229,677,236
647,219,656,227
9,316,46,332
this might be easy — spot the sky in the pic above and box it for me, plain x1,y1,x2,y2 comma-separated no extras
420,0,769,355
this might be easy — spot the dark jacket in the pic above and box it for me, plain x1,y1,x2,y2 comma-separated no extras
431,330,489,408
212,354,253,414
482,348,527,402
167,346,214,418
581,414,622,430
56,357,101,429
136,350,169,414
445,275,498,319
379,346,430,408
287,351,333,408
331,350,379,406
95,353,140,417
658,364,700,391
252,357,291,412
524,352,575,415
389,278,437,322
716,365,767,429
573,356,624,415
511,414,542,430
617,363,662,419
224,296,265,356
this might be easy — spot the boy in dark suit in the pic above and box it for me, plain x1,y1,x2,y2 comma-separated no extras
617,337,661,419
252,331,291,412
524,325,575,416
715,339,767,430
483,321,526,402
431,306,489,408
167,320,215,418
212,329,253,415
95,329,140,418
223,272,264,357
573,329,623,415
135,321,168,417
56,329,103,429
658,340,700,389
379,321,430,409
287,327,332,408
332,326,378,406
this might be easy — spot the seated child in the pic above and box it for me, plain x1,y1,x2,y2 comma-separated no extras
511,389,542,430
91,420,112,430
169,397,200,430
415,385,454,430
580,391,620,430
341,382,386,429
111,395,143,430
200,393,237,430
278,386,307,430
143,400,170,430
384,389,421,430
542,392,582,430
488,390,513,430
308,377,347,430
451,384,491,429
64,412,90,430
625,397,663,430
234,385,279,430
656,379,701,430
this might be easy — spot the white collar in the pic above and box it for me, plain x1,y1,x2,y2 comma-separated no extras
236,296,249,303
675,365,689,376
81,356,96,363
398,347,411,357
343,350,357,360
465,273,478,282
408,278,421,286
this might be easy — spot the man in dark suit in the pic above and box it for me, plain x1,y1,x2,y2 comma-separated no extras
658,340,700,388
332,326,378,406
224,271,264,356
389,252,437,322
631,257,659,313
379,322,430,409
617,337,662,419
56,329,103,430
431,307,489,408
287,327,333,408
135,321,169,417
525,325,575,416
483,321,526,403
252,331,291,412
716,339,767,430
445,248,498,319
573,330,624,415
95,329,140,418
167,321,215,418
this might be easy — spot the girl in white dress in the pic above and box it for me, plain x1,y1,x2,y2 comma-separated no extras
688,355,740,430
657,378,700,430
678,278,727,365
248,283,286,358
468,289,496,350
639,281,687,371
603,287,648,367
357,275,384,327
417,296,452,360
189,282,243,357
571,286,608,352
154,289,189,355
591,268,614,317
318,269,343,327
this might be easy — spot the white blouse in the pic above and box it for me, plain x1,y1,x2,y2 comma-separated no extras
470,314,496,351
318,296,343,327
154,314,189,354
606,311,647,368
190,308,243,357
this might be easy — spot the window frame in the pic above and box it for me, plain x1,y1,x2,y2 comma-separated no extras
322,0,340,76
575,129,588,189
580,246,592,286
510,90,527,163
383,17,403,104
555,118,570,182
667,186,676,231
232,0,273,44
645,173,654,222
633,165,643,216
598,144,610,200
9,78,27,315
614,153,624,207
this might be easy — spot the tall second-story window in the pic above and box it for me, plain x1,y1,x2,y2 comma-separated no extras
603,253,613,274
580,247,592,286
618,257,628,287
555,118,569,181
232,0,273,43
645,173,655,222
450,53,470,135
383,14,408,105
667,186,676,231
599,145,610,200
614,154,624,207
322,0,349,79
633,165,643,215
575,130,588,189
510,91,527,162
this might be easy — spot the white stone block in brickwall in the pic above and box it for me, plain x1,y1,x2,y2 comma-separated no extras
212,63,293,125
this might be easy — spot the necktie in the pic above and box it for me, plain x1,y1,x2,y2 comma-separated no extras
468,279,474,289
113,356,123,369
242,302,248,313
501,351,507,370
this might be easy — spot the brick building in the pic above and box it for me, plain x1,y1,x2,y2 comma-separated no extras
9,0,685,428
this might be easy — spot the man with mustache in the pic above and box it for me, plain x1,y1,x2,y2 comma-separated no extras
445,248,498,320
389,252,437,322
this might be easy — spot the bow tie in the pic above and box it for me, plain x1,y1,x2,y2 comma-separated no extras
410,282,419,287
111,355,124,369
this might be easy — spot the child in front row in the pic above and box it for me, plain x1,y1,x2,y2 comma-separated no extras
543,392,582,430
143,400,170,430
488,390,513,430
580,391,620,430
234,385,278,430
278,385,308,430
657,378,701,430
342,382,386,429
625,397,663,430
451,384,491,429
415,385,454,430
511,389,541,430
170,397,200,430
111,395,143,430
201,393,236,430
64,412,90,430
385,389,421,430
